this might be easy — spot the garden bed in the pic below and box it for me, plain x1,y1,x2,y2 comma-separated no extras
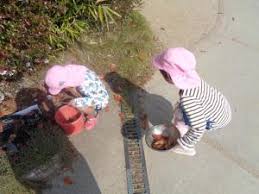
0,0,142,75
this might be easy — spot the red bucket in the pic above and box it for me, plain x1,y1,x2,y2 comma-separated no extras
55,105,84,135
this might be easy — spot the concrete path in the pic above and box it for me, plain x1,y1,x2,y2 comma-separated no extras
43,91,127,194
141,0,259,193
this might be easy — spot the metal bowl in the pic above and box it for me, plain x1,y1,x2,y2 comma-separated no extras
145,124,178,151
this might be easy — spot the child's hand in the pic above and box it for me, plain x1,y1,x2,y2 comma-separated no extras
109,64,117,72
82,107,95,115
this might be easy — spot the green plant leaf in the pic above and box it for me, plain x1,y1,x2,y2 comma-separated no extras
106,7,121,18
105,7,116,23
89,7,98,20
102,6,109,30
98,5,104,25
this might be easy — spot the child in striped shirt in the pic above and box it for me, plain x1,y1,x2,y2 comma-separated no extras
153,48,232,156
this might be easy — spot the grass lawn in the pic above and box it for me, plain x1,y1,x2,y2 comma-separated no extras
55,11,159,86
0,155,35,194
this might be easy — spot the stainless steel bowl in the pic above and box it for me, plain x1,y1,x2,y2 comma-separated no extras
145,124,179,151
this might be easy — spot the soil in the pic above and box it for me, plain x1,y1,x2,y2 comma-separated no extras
0,68,46,116
151,136,172,150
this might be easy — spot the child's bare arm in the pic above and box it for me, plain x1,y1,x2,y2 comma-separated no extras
64,87,81,98
75,106,95,115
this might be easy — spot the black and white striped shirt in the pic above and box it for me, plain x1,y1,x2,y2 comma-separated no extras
178,79,232,150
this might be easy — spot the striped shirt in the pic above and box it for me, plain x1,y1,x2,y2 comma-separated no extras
178,79,232,150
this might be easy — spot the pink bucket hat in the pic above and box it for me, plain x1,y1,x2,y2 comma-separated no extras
153,47,201,89
45,64,87,95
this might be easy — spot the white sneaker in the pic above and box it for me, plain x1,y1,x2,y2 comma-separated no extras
172,144,196,156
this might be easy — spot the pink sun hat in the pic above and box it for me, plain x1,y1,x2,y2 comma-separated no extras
153,47,201,89
45,64,87,95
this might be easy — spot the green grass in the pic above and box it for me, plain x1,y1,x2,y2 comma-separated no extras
0,155,35,194
55,11,158,86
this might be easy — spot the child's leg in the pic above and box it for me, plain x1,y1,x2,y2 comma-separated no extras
172,103,189,137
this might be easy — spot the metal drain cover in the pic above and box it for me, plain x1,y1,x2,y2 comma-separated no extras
122,104,150,194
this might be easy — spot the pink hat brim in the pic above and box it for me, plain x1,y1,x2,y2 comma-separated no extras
45,64,87,96
153,54,201,89
168,70,201,89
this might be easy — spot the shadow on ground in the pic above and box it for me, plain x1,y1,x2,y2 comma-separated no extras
104,72,175,138
0,87,101,194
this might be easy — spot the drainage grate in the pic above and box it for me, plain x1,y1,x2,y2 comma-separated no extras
122,102,150,194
